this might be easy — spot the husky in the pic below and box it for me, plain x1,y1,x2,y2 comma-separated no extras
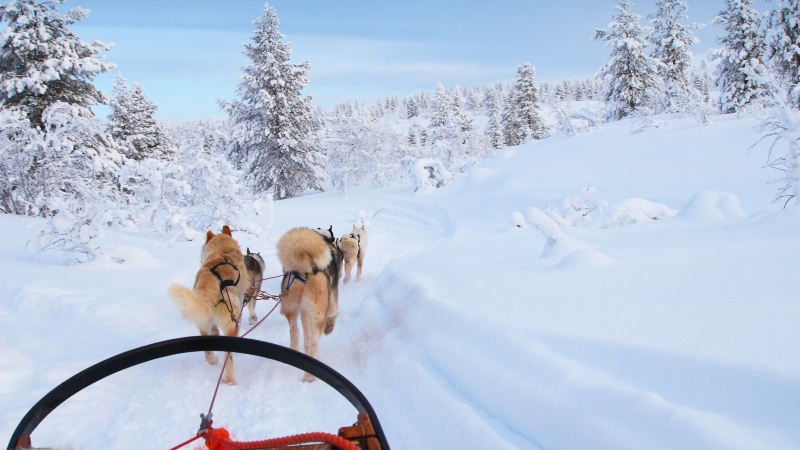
339,223,368,283
244,248,265,325
277,226,342,381
167,225,250,385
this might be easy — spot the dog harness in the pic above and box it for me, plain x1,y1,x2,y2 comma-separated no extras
282,271,307,296
209,259,241,323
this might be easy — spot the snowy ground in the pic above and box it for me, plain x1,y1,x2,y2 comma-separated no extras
1,114,798,449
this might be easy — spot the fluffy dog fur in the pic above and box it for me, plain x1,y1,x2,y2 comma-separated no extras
339,223,368,283
277,226,342,381
244,248,265,325
167,225,249,385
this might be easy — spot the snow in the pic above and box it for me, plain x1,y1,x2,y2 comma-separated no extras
2,113,799,449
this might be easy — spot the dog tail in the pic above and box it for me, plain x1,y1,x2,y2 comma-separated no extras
277,227,332,273
168,284,214,323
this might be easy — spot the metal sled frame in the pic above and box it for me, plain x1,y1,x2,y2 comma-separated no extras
7,336,390,450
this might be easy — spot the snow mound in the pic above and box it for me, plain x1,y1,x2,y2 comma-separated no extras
552,249,618,270
678,191,746,221
524,207,591,259
599,198,678,228
100,245,164,268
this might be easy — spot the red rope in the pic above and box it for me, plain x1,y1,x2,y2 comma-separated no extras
168,432,204,450
241,298,280,338
203,426,360,450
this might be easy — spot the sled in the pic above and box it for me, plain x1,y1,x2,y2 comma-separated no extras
8,336,390,450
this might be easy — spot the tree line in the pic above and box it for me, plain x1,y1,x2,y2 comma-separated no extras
0,0,797,260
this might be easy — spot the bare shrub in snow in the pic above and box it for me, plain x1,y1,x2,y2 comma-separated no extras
546,185,608,227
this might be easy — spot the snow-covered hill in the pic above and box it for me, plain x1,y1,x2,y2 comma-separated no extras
1,114,798,449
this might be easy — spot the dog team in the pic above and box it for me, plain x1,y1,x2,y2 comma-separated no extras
167,222,368,384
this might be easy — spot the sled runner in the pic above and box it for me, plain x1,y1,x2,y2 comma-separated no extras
8,336,389,450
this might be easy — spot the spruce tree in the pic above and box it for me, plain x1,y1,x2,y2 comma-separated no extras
108,73,171,161
649,0,704,110
764,0,800,106
0,0,114,129
501,86,525,146
713,0,770,113
594,0,664,120
431,83,450,128
501,64,546,145
514,63,546,139
0,0,121,220
220,4,324,199
485,86,505,149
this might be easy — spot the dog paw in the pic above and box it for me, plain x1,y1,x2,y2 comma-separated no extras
324,320,336,335
205,352,219,365
343,277,350,284
249,314,257,325
301,373,317,383
222,377,238,385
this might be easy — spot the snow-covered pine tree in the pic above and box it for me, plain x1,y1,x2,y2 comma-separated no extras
220,4,325,200
431,83,450,128
514,63,547,139
764,0,800,107
501,85,526,146
713,0,771,113
556,79,573,102
594,0,664,120
408,128,417,147
485,85,505,149
108,73,172,161
649,0,704,110
0,0,114,129
0,0,121,224
500,64,546,146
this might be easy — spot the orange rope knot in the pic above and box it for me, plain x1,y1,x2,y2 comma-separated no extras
203,426,234,450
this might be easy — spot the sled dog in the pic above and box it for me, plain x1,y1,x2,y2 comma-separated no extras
339,223,368,283
167,225,249,385
277,226,342,381
244,248,265,325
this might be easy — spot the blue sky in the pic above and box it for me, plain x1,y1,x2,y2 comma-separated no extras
63,0,761,121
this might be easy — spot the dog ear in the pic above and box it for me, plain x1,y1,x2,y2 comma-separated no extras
222,225,232,236
206,231,215,243
246,247,251,255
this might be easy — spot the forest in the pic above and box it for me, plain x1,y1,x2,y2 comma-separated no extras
0,0,798,261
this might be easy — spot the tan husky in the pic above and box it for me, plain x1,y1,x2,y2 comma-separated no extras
339,223,368,283
276,226,342,381
168,225,249,385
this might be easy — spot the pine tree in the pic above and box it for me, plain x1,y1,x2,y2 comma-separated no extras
764,0,800,107
713,0,770,113
501,63,546,144
649,0,704,110
501,86,525,146
0,0,114,129
108,73,172,161
431,83,450,128
594,0,664,120
514,63,547,139
0,0,121,222
408,128,417,147
220,4,324,200
485,86,505,149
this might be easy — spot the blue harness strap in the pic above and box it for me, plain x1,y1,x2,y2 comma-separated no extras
283,271,307,293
